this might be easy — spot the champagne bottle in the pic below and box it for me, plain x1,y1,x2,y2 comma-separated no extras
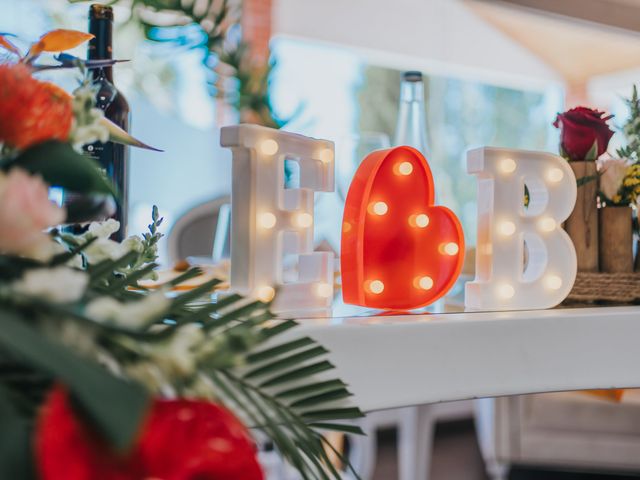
86,4,130,240
393,71,429,155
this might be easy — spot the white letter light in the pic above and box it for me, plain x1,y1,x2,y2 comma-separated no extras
465,147,577,310
220,124,335,315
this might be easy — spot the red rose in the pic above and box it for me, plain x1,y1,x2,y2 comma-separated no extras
553,107,614,161
0,64,73,150
35,386,264,480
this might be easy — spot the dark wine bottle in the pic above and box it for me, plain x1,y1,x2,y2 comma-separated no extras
86,4,130,240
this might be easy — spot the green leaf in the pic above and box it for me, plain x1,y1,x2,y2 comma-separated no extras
308,422,365,435
204,300,268,330
0,383,35,480
585,139,599,161
88,250,138,278
261,319,299,338
0,309,149,453
107,263,157,290
170,278,222,309
5,141,116,196
245,346,329,379
275,379,347,399
49,236,97,267
301,407,365,423
164,267,203,288
0,255,43,282
246,337,316,364
289,388,353,409
577,174,599,188
259,361,335,388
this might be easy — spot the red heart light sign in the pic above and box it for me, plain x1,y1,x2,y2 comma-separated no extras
341,146,465,310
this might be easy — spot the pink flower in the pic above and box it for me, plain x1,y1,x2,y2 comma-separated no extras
0,168,66,259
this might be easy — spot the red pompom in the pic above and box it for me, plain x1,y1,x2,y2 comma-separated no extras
35,386,264,480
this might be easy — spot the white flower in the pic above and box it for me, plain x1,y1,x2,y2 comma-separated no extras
81,222,146,265
122,235,144,253
88,219,120,239
154,324,204,377
600,159,629,201
86,291,170,328
50,240,84,269
83,237,129,264
12,267,88,303
66,252,84,269
70,83,109,150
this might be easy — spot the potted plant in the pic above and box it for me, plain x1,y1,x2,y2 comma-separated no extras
554,107,614,272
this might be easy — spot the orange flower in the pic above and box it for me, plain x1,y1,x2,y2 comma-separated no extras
0,63,72,149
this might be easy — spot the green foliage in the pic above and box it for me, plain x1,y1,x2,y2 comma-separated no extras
617,85,640,161
0,311,150,453
0,207,363,479
0,382,35,480
585,140,599,161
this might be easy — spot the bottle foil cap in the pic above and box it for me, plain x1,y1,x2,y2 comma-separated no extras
89,4,113,20
403,71,423,82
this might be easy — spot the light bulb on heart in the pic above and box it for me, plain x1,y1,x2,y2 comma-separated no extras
341,146,465,310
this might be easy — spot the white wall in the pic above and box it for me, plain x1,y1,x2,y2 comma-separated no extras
273,0,562,92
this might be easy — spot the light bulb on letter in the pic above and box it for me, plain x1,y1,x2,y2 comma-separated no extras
414,276,434,290
259,212,277,229
369,201,388,216
256,285,275,303
441,242,459,256
547,168,564,183
500,158,516,174
498,221,516,236
395,161,413,176
497,283,515,299
409,213,430,228
366,280,385,294
260,139,279,155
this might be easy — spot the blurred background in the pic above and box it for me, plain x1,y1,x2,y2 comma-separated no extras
4,0,637,265
3,2,640,478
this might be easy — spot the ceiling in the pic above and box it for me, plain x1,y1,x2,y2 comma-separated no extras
467,0,640,85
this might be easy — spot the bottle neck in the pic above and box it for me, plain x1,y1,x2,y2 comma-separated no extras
394,80,429,154
88,17,113,81
399,80,424,103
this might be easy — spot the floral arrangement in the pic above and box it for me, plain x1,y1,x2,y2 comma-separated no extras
554,100,640,209
0,30,361,480
599,86,640,209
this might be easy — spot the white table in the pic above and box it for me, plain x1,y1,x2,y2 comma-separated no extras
297,306,640,412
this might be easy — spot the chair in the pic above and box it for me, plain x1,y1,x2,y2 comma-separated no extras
347,401,474,480
166,196,230,264
475,392,640,480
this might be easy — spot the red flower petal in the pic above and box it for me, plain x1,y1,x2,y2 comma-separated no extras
0,64,72,150
35,386,264,480
554,106,614,161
